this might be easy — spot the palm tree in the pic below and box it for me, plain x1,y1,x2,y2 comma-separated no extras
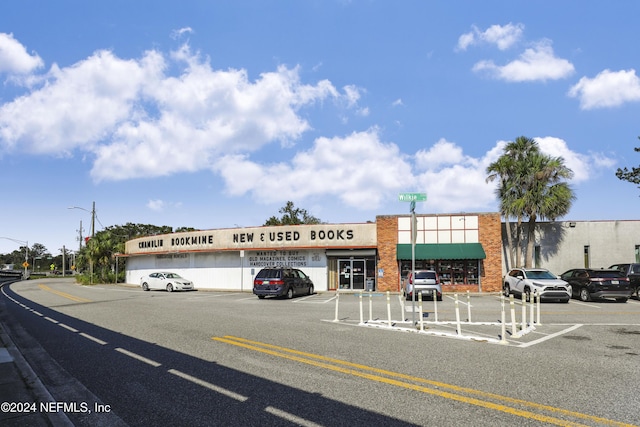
487,136,575,268
521,153,575,267
487,136,539,267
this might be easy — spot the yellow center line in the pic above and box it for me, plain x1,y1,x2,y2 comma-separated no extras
38,284,92,303
213,335,635,427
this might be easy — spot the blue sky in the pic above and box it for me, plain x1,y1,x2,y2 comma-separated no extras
1,1,639,255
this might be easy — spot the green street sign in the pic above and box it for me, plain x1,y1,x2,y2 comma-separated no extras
398,192,427,202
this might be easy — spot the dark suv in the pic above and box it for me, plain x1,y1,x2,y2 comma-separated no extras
253,267,314,299
608,263,640,299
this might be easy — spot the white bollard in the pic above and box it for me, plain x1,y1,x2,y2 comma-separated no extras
454,294,462,335
359,291,364,324
536,290,542,325
500,294,507,344
333,290,340,322
529,290,535,330
433,289,439,323
386,291,392,327
418,292,424,331
369,292,373,322
398,294,405,322
521,292,527,331
467,290,472,322
509,295,517,336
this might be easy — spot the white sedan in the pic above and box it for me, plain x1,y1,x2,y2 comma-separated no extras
140,272,194,292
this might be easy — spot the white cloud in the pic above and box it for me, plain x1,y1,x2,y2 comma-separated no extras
214,128,413,208
0,37,361,181
0,33,44,74
535,136,614,182
392,98,403,107
456,23,524,51
472,40,574,82
147,199,166,211
415,138,466,170
568,69,640,109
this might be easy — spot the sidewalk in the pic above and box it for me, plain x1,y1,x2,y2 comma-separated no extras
0,316,72,426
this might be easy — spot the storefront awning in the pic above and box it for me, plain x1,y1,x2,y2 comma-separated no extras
396,243,486,260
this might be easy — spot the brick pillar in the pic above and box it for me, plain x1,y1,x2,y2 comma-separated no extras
376,216,400,292
478,213,503,292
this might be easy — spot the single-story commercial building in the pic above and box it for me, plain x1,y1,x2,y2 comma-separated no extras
124,212,504,293
123,213,640,294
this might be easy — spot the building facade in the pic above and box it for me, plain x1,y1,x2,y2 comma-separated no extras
504,220,640,275
123,212,504,294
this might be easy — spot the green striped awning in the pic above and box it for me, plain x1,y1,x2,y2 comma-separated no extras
396,243,486,260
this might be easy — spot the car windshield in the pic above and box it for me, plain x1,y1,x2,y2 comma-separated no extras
525,270,556,280
415,272,436,279
164,273,182,278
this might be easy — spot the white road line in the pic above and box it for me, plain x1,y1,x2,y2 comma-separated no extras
570,301,601,308
518,324,583,348
79,332,108,345
115,348,162,367
58,323,79,333
168,369,248,402
31,310,43,316
44,316,59,323
265,406,325,427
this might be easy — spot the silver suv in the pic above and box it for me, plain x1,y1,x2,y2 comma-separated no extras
404,270,442,301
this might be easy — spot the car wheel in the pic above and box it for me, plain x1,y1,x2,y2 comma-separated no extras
166,283,173,292
503,284,510,298
579,287,591,302
524,287,531,303
286,287,294,299
258,295,265,299
142,282,149,291
308,285,314,295
616,297,628,303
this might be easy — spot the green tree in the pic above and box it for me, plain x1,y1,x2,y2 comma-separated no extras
487,136,539,268
615,138,640,189
487,136,575,268
264,201,322,225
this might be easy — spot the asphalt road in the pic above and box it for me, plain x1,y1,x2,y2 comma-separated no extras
1,278,639,426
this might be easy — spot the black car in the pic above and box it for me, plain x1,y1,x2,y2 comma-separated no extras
253,267,314,299
608,263,640,299
560,268,632,302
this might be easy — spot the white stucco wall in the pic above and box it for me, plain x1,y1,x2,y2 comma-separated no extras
125,249,329,292
502,220,640,275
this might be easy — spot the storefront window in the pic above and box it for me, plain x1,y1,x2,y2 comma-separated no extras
400,259,479,286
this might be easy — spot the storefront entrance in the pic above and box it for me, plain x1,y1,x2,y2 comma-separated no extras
338,259,366,290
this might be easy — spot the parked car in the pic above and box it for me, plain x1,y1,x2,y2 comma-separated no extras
560,268,631,302
503,268,570,303
253,267,314,299
608,263,640,299
140,272,194,292
404,270,442,301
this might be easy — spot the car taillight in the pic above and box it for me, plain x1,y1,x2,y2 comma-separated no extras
271,280,284,285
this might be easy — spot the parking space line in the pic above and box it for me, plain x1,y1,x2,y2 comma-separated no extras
518,324,583,348
570,301,602,308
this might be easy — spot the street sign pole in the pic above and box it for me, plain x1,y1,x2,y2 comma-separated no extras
399,193,427,325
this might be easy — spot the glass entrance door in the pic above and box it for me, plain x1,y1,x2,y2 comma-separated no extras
338,259,365,290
